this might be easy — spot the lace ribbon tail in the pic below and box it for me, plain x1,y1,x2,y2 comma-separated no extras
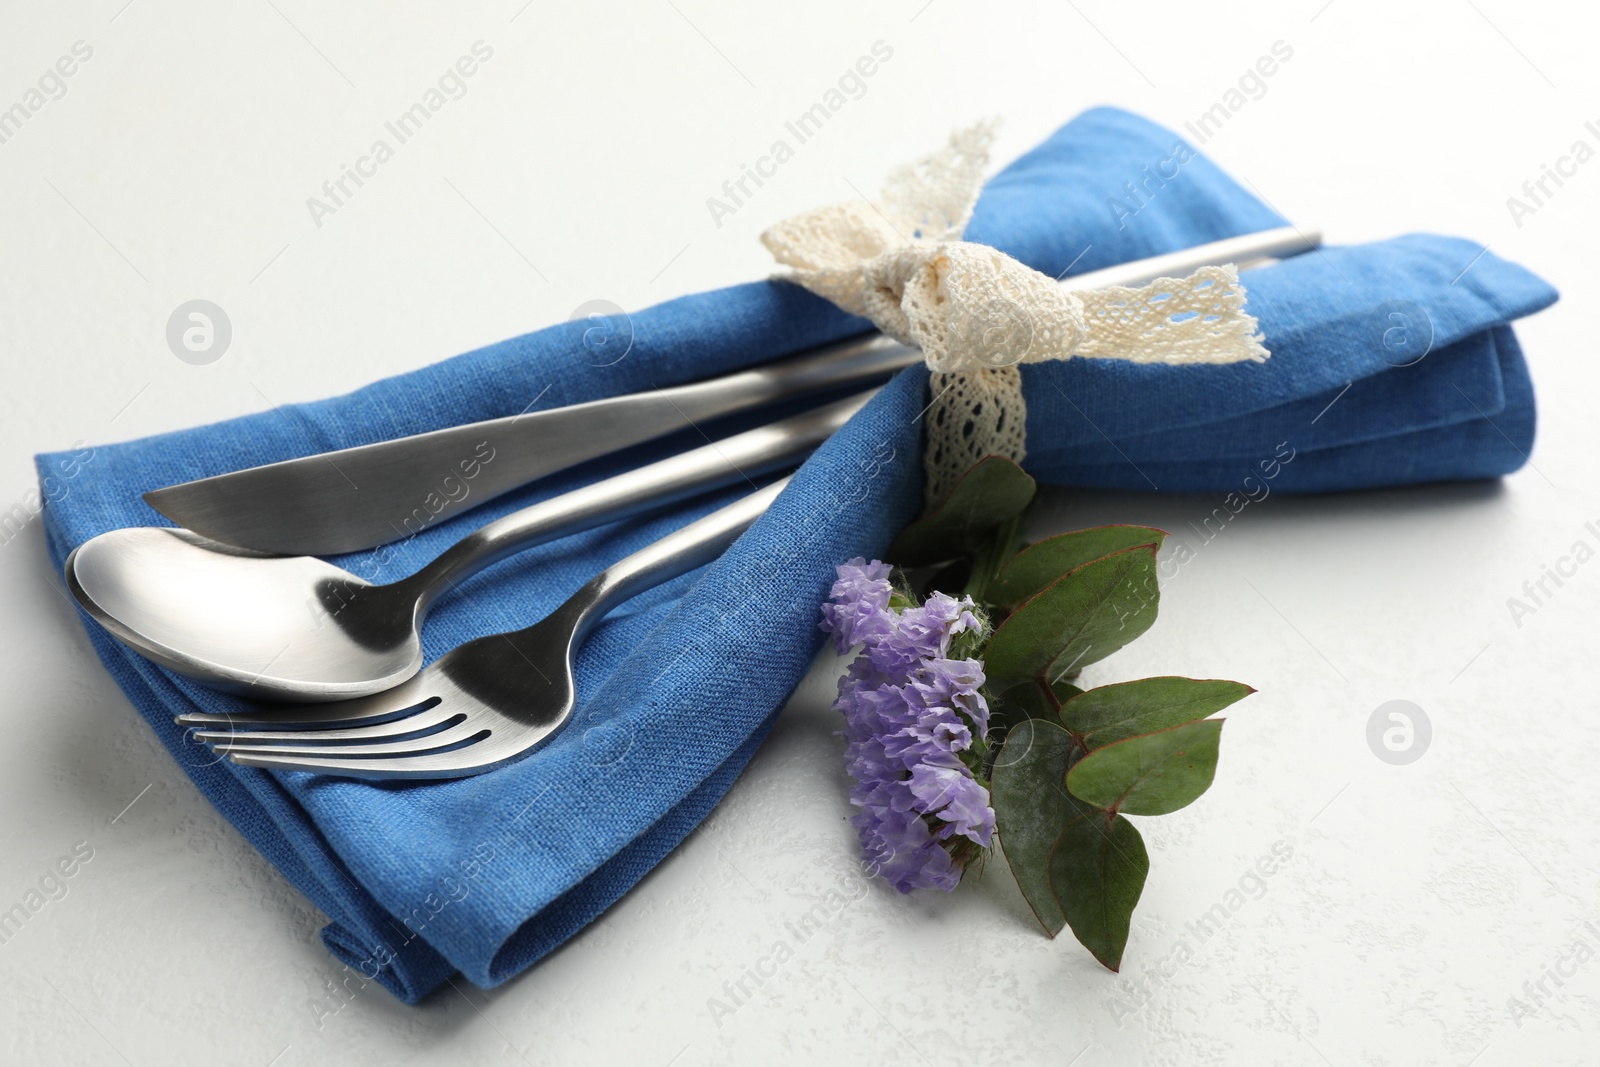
922,366,1027,507
1069,265,1270,365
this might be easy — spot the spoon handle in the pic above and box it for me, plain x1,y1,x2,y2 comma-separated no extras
406,397,865,613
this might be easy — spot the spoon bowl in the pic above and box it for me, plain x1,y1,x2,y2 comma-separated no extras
68,528,422,700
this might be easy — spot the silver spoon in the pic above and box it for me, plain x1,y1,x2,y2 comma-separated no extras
67,394,869,702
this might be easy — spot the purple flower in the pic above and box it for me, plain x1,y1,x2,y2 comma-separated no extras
819,558,894,654
819,559,996,894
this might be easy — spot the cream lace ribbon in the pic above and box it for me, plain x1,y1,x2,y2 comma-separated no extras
760,122,1271,504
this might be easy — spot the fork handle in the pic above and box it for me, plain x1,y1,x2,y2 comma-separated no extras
406,393,862,615
564,478,790,641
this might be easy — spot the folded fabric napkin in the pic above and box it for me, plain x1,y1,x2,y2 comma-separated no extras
38,107,1556,1002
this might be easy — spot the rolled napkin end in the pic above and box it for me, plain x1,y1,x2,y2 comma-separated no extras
761,123,1272,505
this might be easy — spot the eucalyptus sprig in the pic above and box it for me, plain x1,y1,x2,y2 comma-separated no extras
884,456,1254,971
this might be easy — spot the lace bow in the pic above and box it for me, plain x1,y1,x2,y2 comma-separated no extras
760,122,1271,502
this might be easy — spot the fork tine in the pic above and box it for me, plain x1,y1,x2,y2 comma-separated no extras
227,738,514,780
175,678,436,731
190,702,460,746
215,720,488,761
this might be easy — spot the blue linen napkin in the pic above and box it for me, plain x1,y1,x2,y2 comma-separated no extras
37,107,1556,1002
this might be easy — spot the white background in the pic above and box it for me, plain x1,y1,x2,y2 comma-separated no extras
1,1,1597,1064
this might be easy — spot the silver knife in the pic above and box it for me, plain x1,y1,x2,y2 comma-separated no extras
145,227,1318,555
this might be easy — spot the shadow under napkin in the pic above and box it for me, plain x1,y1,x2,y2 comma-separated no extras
36,106,1556,1002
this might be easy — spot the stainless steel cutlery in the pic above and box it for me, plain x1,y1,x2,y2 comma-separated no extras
70,394,868,702
144,227,1319,557
175,480,788,779
69,227,1321,779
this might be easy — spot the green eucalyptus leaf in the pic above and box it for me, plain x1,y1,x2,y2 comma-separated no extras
1061,677,1254,749
1054,679,1085,702
888,456,1037,567
989,526,1169,611
989,682,1055,739
1065,719,1224,816
983,545,1161,687
990,718,1099,937
1048,811,1149,971
989,678,1085,736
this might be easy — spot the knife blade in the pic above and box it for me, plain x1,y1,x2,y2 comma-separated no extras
144,332,916,556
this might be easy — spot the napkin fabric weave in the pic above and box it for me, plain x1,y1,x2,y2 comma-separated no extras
38,107,1556,1002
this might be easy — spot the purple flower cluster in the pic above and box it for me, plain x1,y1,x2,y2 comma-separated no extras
819,559,996,893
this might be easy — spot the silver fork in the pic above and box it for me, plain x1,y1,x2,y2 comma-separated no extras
176,479,786,779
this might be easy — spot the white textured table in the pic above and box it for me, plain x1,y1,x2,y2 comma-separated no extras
2,2,1595,1064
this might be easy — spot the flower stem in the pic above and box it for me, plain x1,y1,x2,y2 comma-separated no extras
962,510,1025,604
